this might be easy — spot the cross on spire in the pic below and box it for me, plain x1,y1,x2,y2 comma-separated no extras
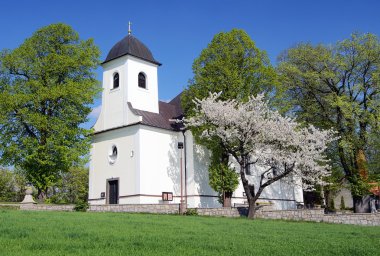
128,21,132,35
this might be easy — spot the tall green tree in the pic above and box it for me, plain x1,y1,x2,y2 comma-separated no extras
50,166,89,204
182,29,278,206
278,33,380,211
0,23,100,200
0,167,27,202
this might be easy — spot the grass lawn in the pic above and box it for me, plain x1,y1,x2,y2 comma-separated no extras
0,210,379,255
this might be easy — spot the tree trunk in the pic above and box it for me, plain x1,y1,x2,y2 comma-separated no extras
247,198,257,218
239,158,258,219
223,191,232,207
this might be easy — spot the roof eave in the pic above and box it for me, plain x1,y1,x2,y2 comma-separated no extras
101,53,162,66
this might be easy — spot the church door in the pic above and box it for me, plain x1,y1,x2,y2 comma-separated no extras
108,180,119,204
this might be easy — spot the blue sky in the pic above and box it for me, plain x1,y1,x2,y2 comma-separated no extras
1,0,379,127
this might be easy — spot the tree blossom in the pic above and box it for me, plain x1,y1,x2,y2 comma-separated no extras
185,92,337,218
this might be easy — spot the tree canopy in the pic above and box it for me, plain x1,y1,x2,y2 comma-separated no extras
182,29,277,115
278,33,380,207
181,29,278,205
0,23,100,199
186,93,336,218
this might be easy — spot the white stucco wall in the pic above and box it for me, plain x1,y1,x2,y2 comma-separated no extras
185,132,220,208
231,173,301,210
138,126,182,204
94,57,126,131
89,125,140,205
125,56,159,113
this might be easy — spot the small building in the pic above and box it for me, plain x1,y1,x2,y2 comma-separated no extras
88,30,304,209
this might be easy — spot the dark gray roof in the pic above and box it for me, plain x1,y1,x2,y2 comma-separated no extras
93,93,184,135
128,93,184,131
103,34,161,65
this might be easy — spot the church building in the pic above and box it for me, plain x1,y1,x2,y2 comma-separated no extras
88,29,304,209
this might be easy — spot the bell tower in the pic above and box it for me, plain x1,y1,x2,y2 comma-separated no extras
94,27,161,132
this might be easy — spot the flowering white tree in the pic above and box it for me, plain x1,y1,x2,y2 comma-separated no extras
186,93,337,218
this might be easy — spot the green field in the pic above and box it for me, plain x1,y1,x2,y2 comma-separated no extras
0,210,379,255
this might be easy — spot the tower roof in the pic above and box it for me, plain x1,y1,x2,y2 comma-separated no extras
103,34,161,65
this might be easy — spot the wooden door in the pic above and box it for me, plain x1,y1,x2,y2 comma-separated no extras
108,180,119,204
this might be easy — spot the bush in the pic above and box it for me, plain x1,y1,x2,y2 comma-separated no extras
50,167,89,204
329,198,336,211
74,201,89,212
184,208,198,216
340,196,346,210
0,168,26,202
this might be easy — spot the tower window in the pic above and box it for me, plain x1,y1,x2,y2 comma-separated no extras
113,73,119,89
138,72,146,89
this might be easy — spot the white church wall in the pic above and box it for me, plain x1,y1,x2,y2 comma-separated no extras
185,132,220,208
89,126,139,205
133,126,220,208
231,164,301,210
137,126,183,204
95,57,128,131
126,56,159,113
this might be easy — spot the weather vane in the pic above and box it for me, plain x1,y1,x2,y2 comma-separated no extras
128,21,132,35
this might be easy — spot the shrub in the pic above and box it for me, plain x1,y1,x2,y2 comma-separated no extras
0,168,26,202
74,201,89,212
50,167,89,204
184,208,198,216
340,196,346,210
329,198,336,211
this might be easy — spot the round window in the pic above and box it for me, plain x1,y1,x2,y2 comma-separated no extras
108,145,118,164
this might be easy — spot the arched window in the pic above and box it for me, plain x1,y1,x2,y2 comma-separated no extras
138,72,146,89
113,73,119,89
108,145,118,164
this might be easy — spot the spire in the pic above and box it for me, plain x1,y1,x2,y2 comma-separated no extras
128,21,132,35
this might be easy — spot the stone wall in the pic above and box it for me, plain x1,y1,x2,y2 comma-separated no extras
0,203,20,210
196,207,247,217
194,207,380,226
256,209,325,222
195,207,380,226
19,204,75,211
88,204,180,214
4,202,379,226
257,209,380,226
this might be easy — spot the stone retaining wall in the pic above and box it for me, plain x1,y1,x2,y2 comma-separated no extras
88,204,180,214
0,203,21,210
256,209,325,222
196,207,246,217
3,202,379,226
196,207,380,226
19,204,75,211
257,209,380,226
